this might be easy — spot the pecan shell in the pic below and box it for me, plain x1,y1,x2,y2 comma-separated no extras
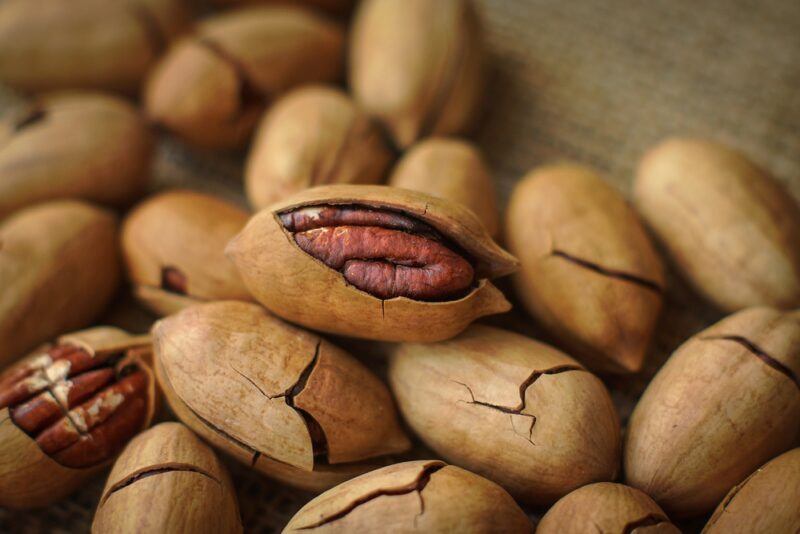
121,190,253,316
227,185,517,342
0,200,120,367
153,301,411,492
506,163,665,373
245,86,393,209
0,0,188,93
0,92,153,219
283,460,531,533
624,307,800,517
145,5,345,149
92,422,243,534
0,327,155,509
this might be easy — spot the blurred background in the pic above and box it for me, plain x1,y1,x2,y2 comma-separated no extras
0,0,798,531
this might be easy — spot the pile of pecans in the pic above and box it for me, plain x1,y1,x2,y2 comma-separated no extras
0,0,798,533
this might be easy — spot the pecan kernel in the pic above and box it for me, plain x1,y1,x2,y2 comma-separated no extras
279,205,475,300
1,344,149,468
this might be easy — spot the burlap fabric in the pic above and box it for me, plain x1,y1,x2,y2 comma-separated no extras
1,0,798,531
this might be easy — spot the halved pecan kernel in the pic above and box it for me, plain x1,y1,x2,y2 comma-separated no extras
280,205,475,300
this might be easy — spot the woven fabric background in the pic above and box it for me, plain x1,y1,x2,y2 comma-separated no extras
1,0,798,532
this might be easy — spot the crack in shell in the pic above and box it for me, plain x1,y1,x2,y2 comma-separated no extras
550,249,663,294
701,334,799,389
100,463,221,506
295,462,445,530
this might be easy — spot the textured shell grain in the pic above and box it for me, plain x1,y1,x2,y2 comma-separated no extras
283,460,531,533
506,163,665,373
92,422,242,534
624,307,800,517
389,325,621,505
153,301,411,491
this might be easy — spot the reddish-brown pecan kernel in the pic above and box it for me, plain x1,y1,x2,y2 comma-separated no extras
279,205,475,300
0,344,149,468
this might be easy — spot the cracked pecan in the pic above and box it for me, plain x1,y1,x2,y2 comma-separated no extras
153,301,411,492
284,460,531,533
227,185,518,342
703,447,800,534
1,344,148,468
280,205,475,300
0,327,155,509
389,324,621,505
121,190,253,317
92,422,243,534
635,137,800,312
537,482,679,534
506,163,665,374
145,5,344,149
625,307,800,518
0,0,188,93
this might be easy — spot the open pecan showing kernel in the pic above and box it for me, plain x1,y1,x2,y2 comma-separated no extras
280,205,475,300
0,342,150,468
227,185,518,342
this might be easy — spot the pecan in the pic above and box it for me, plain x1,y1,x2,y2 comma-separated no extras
0,344,149,468
279,205,475,300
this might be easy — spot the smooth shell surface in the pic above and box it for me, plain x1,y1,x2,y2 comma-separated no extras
227,185,517,342
0,201,120,367
122,190,252,316
283,460,532,533
145,6,344,148
0,92,152,219
537,482,679,534
635,138,800,311
389,138,499,237
703,447,800,534
506,163,665,373
350,0,485,148
92,422,242,534
625,307,800,517
153,301,410,491
389,325,621,505
246,86,393,209
0,0,188,93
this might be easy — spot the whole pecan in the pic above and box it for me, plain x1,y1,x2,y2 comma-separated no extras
279,205,475,300
0,341,149,468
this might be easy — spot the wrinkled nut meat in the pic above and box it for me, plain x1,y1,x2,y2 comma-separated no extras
506,163,665,373
227,185,517,342
350,0,485,148
122,190,253,316
92,422,243,534
0,0,188,93
635,138,800,311
389,325,621,505
537,482,680,534
703,447,800,534
625,307,800,517
0,327,155,509
282,460,531,533
153,301,411,492
145,5,345,149
0,200,120,367
389,138,499,238
245,85,393,209
0,92,153,219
